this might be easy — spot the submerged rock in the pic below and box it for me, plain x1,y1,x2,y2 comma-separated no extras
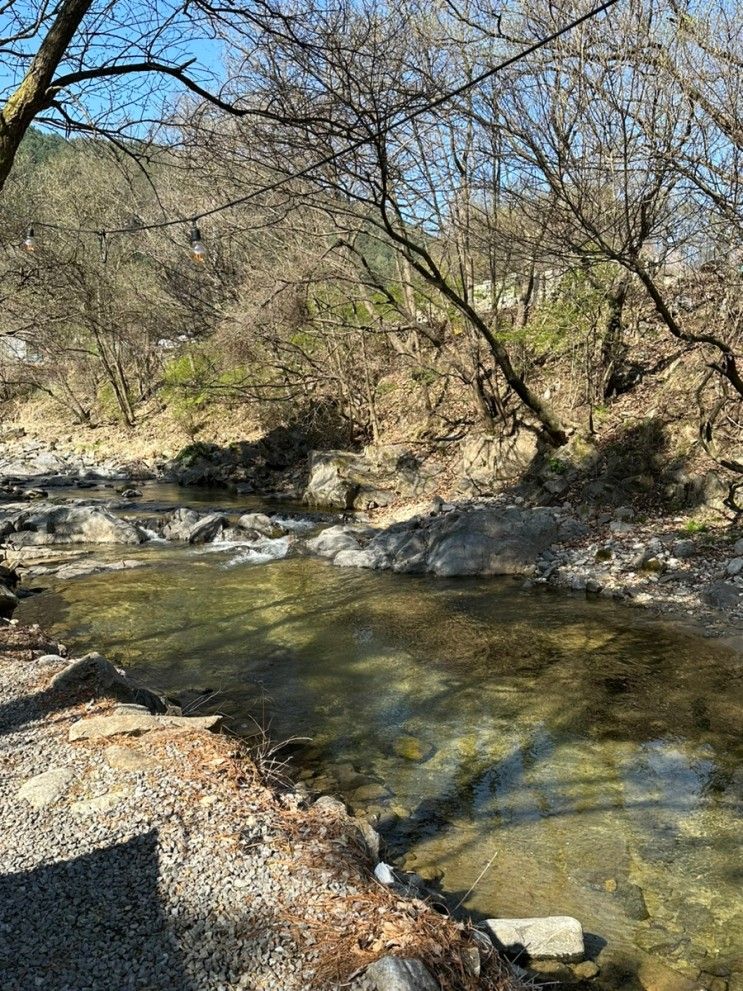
485,915,585,962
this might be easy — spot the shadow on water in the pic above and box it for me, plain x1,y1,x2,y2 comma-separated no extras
17,555,743,987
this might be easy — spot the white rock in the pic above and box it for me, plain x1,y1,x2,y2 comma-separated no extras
374,862,396,885
17,768,73,809
484,915,584,962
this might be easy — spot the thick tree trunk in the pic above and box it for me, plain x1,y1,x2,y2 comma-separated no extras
0,0,92,192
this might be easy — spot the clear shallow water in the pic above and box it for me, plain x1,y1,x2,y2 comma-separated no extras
19,551,743,989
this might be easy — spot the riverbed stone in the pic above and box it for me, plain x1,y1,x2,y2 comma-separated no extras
188,512,227,544
68,709,222,741
484,916,585,962
237,512,276,535
351,783,391,803
392,735,434,762
638,957,700,991
306,525,362,558
7,505,144,546
17,767,74,808
363,956,438,991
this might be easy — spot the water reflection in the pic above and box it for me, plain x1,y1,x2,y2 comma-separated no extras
20,554,743,989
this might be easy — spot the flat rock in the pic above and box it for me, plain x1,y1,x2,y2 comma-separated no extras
69,710,221,741
70,790,128,816
485,915,585,962
17,768,74,809
363,956,438,991
103,744,160,772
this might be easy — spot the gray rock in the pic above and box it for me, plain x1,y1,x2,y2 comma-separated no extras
333,548,379,569
17,768,74,809
162,508,226,544
237,512,275,535
187,512,227,544
49,652,165,712
303,452,360,509
726,557,743,576
702,581,741,610
0,582,19,619
306,525,362,559
363,956,438,991
68,709,222,741
7,505,143,546
484,916,585,962
734,538,743,555
672,539,696,558
374,862,396,885
162,507,202,540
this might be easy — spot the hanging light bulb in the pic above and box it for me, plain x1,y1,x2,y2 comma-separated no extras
21,224,37,253
189,222,206,264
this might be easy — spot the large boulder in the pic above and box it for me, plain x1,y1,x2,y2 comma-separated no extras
303,447,436,511
459,429,539,495
351,505,584,577
6,506,143,546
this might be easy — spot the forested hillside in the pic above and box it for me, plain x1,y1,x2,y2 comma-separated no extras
1,0,741,516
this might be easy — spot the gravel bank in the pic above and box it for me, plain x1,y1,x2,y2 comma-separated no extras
0,623,513,991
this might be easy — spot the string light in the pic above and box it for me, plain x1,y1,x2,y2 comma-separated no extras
189,222,206,264
14,0,618,258
21,224,37,253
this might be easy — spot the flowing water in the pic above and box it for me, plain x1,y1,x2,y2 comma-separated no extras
18,540,743,990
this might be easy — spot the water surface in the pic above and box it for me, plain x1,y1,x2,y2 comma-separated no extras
20,551,743,989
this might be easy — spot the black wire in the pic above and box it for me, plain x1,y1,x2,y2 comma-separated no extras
33,0,620,238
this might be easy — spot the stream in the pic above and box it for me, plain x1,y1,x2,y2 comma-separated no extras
15,487,743,991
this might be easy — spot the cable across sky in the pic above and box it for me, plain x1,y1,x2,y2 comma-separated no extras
29,0,620,241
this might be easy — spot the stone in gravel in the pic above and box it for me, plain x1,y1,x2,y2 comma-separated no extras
69,709,222,741
703,582,741,610
363,956,438,991
485,916,585,962
17,767,74,808
49,652,166,713
70,790,128,816
103,744,160,772
672,540,696,559
726,557,743,576
734,538,743,555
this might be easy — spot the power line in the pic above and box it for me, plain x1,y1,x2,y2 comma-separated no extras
32,0,620,239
